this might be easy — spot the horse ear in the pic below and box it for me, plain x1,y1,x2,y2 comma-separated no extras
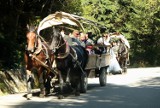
27,24,30,30
35,26,38,31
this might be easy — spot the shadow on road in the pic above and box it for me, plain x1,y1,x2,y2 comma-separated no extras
11,76,160,108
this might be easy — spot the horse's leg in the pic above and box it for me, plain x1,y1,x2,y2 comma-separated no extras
66,68,70,83
57,69,64,99
73,71,81,96
26,69,33,99
75,78,80,96
123,57,128,73
39,69,46,98
45,74,52,95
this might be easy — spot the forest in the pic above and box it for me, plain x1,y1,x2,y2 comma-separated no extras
0,0,159,69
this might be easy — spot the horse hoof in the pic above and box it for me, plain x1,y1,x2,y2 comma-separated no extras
75,92,80,96
39,94,45,98
58,95,64,99
26,94,32,100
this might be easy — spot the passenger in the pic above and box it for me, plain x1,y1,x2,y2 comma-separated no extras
70,30,82,46
96,33,111,54
85,32,95,46
70,30,79,39
97,33,111,46
80,32,94,54
79,32,86,47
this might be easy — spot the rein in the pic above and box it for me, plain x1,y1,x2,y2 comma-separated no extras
26,34,50,68
52,34,70,59
56,41,70,59
33,36,42,55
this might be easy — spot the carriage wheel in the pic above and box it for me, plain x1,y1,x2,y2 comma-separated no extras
80,72,88,93
99,67,107,86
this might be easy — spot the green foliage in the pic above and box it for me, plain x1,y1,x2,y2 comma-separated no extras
81,0,160,66
0,0,159,68
0,0,83,69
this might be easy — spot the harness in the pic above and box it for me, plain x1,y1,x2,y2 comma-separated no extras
118,43,128,57
26,35,57,75
56,41,70,59
51,35,86,80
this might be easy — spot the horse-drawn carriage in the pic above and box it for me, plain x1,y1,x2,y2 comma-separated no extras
25,11,129,99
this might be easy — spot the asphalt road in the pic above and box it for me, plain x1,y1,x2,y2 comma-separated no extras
1,67,160,108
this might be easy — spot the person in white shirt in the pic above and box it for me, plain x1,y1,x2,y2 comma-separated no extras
97,33,111,46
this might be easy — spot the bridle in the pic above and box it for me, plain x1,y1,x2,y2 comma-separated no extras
51,34,66,53
26,31,38,53
51,33,70,59
118,42,128,57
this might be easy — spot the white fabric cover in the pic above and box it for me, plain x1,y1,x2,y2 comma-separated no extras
107,48,122,73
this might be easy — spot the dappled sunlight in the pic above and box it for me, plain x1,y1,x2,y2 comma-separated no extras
128,77,160,88
1,67,160,108
3,82,160,108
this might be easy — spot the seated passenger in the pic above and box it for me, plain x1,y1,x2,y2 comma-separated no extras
63,30,81,46
96,33,111,54
97,33,111,46
69,30,82,46
80,32,94,54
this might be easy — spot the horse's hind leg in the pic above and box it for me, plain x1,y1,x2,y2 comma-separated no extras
75,84,80,96
71,77,80,96
123,59,128,73
39,72,46,98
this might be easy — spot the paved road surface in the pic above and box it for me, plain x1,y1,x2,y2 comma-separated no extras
0,67,160,108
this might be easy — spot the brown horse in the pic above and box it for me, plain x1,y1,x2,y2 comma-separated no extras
25,25,55,99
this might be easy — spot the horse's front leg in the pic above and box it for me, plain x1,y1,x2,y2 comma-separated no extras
26,69,33,99
57,69,64,99
72,75,81,96
75,82,80,96
123,59,128,73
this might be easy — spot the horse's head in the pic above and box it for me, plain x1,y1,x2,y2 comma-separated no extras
26,25,38,53
50,27,65,53
118,40,128,58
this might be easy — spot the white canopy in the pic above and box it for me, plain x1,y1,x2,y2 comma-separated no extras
37,11,84,35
